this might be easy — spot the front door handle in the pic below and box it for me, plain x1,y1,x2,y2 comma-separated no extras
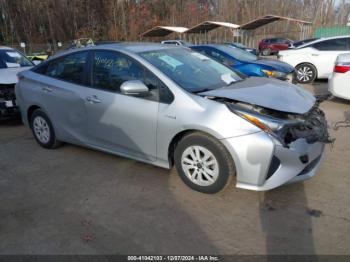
86,95,102,104
311,54,319,56
42,87,53,92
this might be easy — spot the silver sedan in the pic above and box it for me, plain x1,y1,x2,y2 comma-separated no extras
16,43,330,193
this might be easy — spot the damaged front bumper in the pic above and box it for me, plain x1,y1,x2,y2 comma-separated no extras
273,105,332,146
222,131,325,191
0,84,20,119
220,99,330,191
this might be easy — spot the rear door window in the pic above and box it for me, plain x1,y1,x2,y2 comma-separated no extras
46,51,88,85
347,38,350,50
312,38,348,51
282,38,291,44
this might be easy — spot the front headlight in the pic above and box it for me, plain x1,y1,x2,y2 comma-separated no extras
228,105,300,146
237,111,283,133
261,69,286,78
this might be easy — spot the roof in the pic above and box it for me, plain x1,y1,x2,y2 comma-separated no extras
98,42,184,53
141,26,189,37
240,15,312,30
186,21,240,34
294,35,350,49
0,46,13,50
49,42,184,59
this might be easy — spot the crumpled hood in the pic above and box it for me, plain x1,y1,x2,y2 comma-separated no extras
0,67,31,84
200,77,316,114
251,59,294,73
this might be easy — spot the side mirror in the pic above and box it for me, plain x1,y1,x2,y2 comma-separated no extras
120,80,149,96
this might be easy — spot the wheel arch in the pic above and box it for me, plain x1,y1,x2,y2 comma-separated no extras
27,105,41,125
167,128,233,168
168,129,198,167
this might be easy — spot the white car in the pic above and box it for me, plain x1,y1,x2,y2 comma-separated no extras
278,35,350,83
329,53,350,100
0,46,33,119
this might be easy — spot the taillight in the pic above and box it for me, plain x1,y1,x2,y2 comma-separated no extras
334,64,350,73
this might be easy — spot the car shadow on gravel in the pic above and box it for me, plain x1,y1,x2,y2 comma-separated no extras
259,183,316,256
330,97,350,106
0,117,22,126
310,79,329,96
0,133,221,255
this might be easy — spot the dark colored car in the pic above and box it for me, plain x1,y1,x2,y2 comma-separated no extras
259,38,293,56
225,42,258,55
191,44,295,82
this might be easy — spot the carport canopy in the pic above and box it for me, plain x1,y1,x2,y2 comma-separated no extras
141,26,189,37
186,21,240,34
240,15,312,30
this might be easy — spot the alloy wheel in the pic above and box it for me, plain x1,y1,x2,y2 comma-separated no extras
181,145,219,186
297,65,314,83
33,116,51,144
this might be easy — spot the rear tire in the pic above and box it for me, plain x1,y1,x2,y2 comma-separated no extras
30,109,62,149
296,63,317,84
174,132,235,194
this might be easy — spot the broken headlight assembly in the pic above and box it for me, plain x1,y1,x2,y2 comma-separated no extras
227,102,332,147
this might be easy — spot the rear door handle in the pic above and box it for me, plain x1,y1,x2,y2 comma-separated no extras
311,54,319,56
42,87,53,92
86,95,102,104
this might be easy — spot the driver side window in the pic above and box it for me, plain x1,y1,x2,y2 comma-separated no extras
92,50,159,101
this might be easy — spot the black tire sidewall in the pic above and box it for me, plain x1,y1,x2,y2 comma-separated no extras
262,48,271,56
30,110,57,149
174,134,232,194
296,63,316,83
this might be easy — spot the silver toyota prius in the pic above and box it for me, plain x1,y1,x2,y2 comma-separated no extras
16,43,330,194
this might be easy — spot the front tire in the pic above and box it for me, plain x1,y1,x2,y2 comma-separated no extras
296,63,317,83
174,132,235,194
30,109,61,149
261,48,271,56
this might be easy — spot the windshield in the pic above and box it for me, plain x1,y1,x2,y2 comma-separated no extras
0,49,33,69
139,48,241,93
216,45,258,62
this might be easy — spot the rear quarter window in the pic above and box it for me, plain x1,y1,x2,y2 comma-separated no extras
45,51,89,85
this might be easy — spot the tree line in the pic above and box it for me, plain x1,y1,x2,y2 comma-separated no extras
0,0,349,50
